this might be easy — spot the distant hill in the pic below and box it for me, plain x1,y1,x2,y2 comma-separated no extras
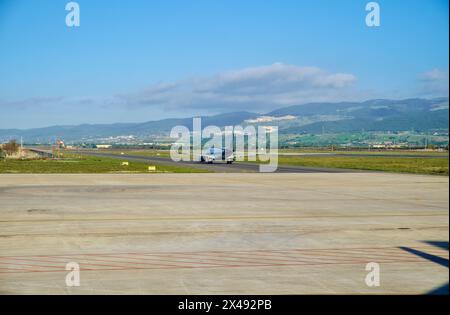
0,98,448,143
0,111,257,143
267,98,449,134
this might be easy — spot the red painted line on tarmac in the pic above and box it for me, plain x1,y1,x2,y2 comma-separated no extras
103,253,235,267
310,248,449,261
139,251,315,265
0,260,63,269
0,256,132,269
138,248,425,266
0,245,445,274
290,249,422,261
4,255,196,270
0,245,445,259
86,251,340,268
2,253,266,270
54,250,430,269
59,254,226,268
0,259,430,274
0,266,46,271
102,252,291,267
225,249,383,262
194,251,427,265
169,251,325,265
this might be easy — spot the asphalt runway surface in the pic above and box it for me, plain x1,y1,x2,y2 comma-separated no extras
0,173,448,294
78,151,358,173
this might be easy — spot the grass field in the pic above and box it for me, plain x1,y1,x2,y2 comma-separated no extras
74,149,449,175
273,155,449,175
278,148,449,156
0,154,208,173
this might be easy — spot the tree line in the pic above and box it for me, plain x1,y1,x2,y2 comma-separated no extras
0,139,19,160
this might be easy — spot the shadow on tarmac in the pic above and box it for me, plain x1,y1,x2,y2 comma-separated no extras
399,241,448,295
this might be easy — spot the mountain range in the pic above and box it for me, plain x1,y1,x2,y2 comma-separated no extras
1,97,448,143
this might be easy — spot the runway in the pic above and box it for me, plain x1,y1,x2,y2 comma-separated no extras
80,151,357,173
0,173,448,294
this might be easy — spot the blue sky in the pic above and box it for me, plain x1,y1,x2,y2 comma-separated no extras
0,0,448,128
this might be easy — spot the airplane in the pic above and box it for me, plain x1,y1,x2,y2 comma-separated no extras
199,146,235,164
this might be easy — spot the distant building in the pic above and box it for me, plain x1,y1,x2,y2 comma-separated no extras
95,144,112,149
56,139,65,148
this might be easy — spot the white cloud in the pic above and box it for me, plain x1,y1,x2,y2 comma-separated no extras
117,63,357,113
419,68,449,97
0,96,64,109
421,68,447,81
0,63,361,128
